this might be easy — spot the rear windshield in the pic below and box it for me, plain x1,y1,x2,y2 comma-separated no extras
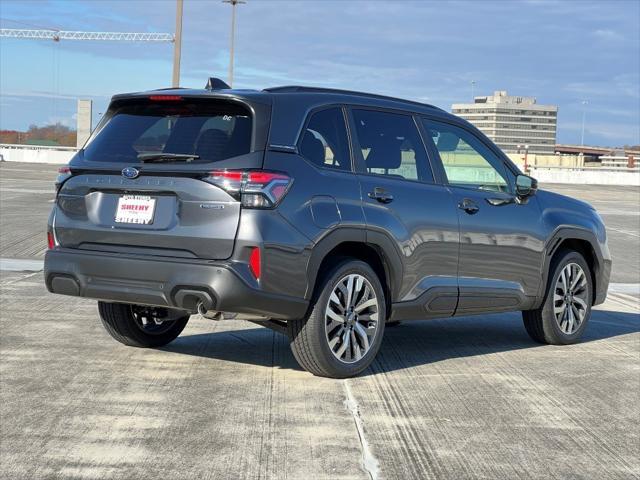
83,99,252,164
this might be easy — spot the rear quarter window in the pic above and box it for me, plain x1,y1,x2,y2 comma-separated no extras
299,107,351,171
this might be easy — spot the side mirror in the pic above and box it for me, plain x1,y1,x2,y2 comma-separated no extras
516,174,538,198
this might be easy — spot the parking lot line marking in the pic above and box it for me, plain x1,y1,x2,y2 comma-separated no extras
607,283,640,295
0,188,54,194
0,258,45,271
606,227,640,238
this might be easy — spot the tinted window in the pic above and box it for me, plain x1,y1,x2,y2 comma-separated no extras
423,119,510,192
352,109,433,182
83,100,252,163
299,108,351,171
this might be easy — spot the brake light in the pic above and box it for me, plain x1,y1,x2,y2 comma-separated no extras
47,231,55,250
149,95,183,101
249,247,261,280
55,165,73,191
204,170,293,208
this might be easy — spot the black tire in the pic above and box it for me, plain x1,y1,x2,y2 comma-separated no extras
523,249,592,345
98,302,190,348
288,259,386,378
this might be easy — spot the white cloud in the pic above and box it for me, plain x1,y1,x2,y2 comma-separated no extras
0,91,108,101
593,29,623,41
562,121,640,142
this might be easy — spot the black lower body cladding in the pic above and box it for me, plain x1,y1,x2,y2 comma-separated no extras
44,249,308,320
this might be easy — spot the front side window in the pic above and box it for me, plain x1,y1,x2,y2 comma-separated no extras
83,99,252,164
352,109,433,182
299,107,351,171
422,119,510,192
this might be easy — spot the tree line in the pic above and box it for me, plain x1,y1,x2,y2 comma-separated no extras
0,123,76,147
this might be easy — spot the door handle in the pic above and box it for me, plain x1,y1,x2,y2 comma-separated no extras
368,187,394,204
458,198,479,214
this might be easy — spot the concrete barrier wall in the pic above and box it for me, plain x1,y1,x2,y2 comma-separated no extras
530,167,640,186
0,145,77,164
507,153,586,169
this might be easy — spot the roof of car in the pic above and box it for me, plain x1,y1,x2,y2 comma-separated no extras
264,85,445,113
112,84,447,115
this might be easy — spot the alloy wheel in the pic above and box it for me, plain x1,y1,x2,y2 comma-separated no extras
130,306,176,335
325,274,380,364
553,263,589,335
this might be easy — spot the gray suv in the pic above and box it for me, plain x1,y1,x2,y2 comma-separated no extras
45,79,611,378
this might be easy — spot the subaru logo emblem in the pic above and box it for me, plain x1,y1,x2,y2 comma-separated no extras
122,167,139,179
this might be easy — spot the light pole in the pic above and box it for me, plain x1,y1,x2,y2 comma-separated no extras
172,0,184,87
518,144,530,172
223,0,246,87
471,80,476,101
580,100,588,146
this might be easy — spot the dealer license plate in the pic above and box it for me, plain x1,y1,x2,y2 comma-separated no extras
114,195,156,225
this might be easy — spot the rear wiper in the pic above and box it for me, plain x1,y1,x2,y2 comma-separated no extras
138,153,200,163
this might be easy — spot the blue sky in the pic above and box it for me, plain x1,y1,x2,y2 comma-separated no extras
1,0,638,146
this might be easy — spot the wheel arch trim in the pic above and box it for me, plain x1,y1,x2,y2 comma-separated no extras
304,227,404,302
538,226,606,306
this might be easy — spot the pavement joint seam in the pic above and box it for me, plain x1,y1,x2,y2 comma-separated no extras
343,379,379,480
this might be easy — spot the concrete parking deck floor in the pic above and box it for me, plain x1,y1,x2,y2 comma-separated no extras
1,163,639,479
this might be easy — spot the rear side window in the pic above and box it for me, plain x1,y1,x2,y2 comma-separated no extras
351,109,433,182
299,107,351,171
83,99,252,163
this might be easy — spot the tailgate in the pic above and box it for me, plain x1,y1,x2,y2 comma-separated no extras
54,174,240,260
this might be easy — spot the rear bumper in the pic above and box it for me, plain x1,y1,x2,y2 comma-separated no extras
44,248,308,320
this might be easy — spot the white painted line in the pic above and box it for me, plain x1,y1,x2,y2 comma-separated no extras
343,380,379,480
0,178,54,183
0,258,44,272
597,210,640,216
606,227,640,238
608,283,640,295
0,188,54,194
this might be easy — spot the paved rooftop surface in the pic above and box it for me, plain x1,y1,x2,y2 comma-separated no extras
1,162,638,479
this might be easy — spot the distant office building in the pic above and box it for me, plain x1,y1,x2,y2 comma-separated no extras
452,91,557,154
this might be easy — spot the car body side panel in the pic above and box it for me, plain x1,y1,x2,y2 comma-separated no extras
536,189,611,306
261,150,366,299
233,208,312,300
451,187,546,307
357,176,460,303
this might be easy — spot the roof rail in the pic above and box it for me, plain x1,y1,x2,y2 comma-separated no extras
206,77,231,90
264,85,440,110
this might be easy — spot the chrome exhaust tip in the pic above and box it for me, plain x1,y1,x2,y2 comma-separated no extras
197,301,223,320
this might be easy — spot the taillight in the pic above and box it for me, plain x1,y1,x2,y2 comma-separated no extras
249,247,261,280
204,170,292,208
47,231,55,250
55,166,72,192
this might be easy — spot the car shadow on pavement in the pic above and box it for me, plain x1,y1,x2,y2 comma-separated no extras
162,310,639,375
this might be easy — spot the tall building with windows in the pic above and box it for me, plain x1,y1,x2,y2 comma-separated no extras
451,91,557,154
